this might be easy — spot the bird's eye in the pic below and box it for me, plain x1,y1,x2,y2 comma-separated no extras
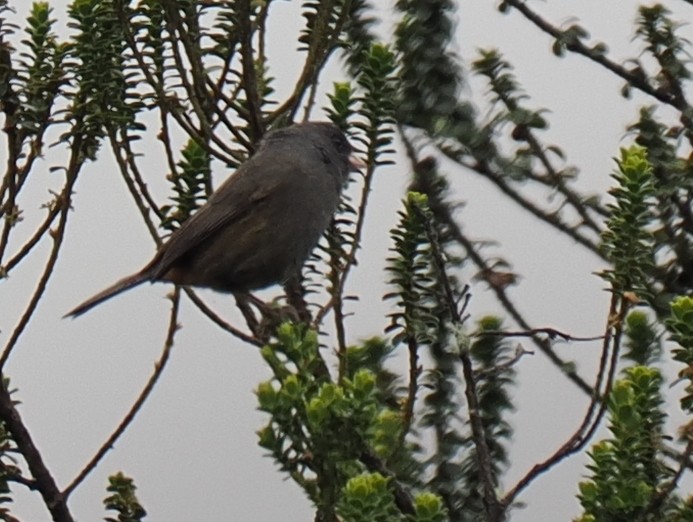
331,133,351,155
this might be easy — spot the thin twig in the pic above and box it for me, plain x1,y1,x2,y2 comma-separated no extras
63,288,181,498
107,129,162,247
234,292,262,339
453,221,594,395
183,288,262,347
486,72,607,225
203,77,249,153
122,138,165,221
3,198,62,273
500,295,625,507
474,343,534,380
459,344,503,521
159,108,182,191
5,472,38,490
332,271,348,381
236,0,264,140
314,154,374,326
160,1,216,131
268,0,341,124
0,157,79,369
444,151,601,255
475,328,604,343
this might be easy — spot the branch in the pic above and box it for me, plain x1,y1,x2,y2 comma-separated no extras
418,207,503,521
159,1,221,142
447,152,601,255
0,76,20,264
397,336,420,453
487,74,607,226
183,288,262,347
638,437,693,519
0,144,81,369
2,197,63,273
268,0,341,124
117,6,242,165
236,0,264,140
107,129,162,247
322,167,377,375
0,384,73,521
501,294,626,507
475,327,604,343
63,288,181,498
314,154,376,326
358,450,416,517
503,0,681,109
400,133,595,395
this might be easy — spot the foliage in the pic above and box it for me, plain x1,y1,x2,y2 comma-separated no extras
622,311,661,366
600,146,656,297
103,473,147,522
160,139,211,231
4,1,693,521
576,367,670,521
337,472,448,522
256,323,445,520
666,296,693,413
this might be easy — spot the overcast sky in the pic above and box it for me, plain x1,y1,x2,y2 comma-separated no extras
1,1,689,521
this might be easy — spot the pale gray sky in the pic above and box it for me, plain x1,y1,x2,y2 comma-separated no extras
1,1,689,521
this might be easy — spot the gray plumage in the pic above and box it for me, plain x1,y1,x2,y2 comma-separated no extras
66,122,353,318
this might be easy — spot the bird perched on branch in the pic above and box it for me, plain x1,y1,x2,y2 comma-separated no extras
66,121,362,318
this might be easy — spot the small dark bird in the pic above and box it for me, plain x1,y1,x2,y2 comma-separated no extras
66,122,359,318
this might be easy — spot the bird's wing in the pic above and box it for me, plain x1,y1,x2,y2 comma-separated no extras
147,158,292,279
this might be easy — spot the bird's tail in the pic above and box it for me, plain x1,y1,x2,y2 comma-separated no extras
64,272,149,319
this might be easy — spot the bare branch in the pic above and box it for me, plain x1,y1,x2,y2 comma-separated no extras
63,288,181,498
501,294,627,507
475,327,604,343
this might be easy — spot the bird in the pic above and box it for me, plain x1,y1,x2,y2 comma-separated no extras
66,121,360,318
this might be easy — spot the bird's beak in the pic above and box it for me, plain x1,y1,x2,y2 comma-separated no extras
349,154,367,171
